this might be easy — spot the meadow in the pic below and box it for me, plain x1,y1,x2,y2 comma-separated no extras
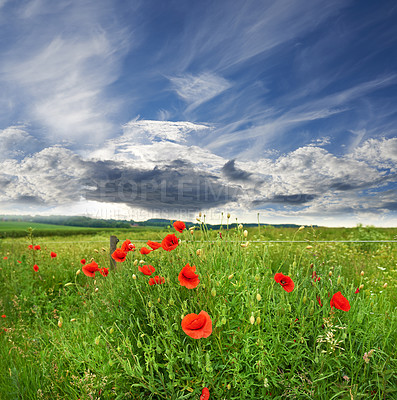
0,222,396,399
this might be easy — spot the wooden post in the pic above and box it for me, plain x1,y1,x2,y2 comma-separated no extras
110,235,119,269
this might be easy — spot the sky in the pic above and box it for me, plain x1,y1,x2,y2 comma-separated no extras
0,0,397,227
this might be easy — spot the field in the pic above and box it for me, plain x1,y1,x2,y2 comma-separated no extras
0,223,396,399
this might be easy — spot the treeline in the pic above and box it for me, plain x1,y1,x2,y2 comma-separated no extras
0,215,303,229
0,215,132,229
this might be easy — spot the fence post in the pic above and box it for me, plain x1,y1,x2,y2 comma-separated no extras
110,235,119,269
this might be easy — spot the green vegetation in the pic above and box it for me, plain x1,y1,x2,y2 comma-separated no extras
0,224,396,399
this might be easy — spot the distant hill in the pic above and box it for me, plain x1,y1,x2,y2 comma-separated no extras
0,214,303,229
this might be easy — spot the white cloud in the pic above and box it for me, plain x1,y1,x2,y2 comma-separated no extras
169,72,232,112
1,0,130,144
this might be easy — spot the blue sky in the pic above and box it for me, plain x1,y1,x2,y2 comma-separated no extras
0,0,396,226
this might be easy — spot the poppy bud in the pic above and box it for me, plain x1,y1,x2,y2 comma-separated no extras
256,293,262,301
360,271,364,276
110,327,114,334
329,271,332,277
211,288,216,297
94,249,99,253
58,317,63,328
199,212,202,217
157,298,161,303
90,257,95,262
227,213,231,219
139,260,144,264
238,224,243,229
299,226,305,231
359,284,364,290
70,318,76,322
132,274,136,280
227,384,231,390
303,295,307,305
168,299,174,306
76,269,81,275
95,336,100,345
196,217,201,222
243,230,248,237
250,315,255,325
95,288,99,293
256,316,261,325
337,276,341,285
190,230,194,235
228,274,234,279
133,260,138,266
148,301,152,308
383,283,387,289
197,249,202,256
306,245,313,250
255,274,260,282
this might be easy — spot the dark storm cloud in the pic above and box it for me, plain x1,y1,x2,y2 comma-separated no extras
221,159,252,182
251,193,317,207
82,159,240,211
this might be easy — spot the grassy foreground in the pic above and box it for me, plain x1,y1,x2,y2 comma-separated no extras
0,224,396,399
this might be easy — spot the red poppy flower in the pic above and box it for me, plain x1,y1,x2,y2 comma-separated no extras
28,245,33,249
82,261,100,278
200,387,210,400
173,221,186,233
138,264,155,276
2,256,7,260
121,239,135,253
99,267,109,277
161,234,179,251
50,252,57,258
181,310,212,339
147,240,162,250
34,245,41,250
33,264,39,272
317,295,323,307
274,273,295,292
1,315,6,318
112,248,127,262
355,287,360,294
80,259,86,265
140,247,152,255
330,291,350,311
178,263,200,289
148,275,165,285
17,260,22,264
312,271,321,282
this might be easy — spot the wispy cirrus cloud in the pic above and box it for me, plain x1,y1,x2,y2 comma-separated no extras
169,72,232,112
0,0,131,145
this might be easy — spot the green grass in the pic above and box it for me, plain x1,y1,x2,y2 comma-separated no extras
0,224,396,399
0,221,166,238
